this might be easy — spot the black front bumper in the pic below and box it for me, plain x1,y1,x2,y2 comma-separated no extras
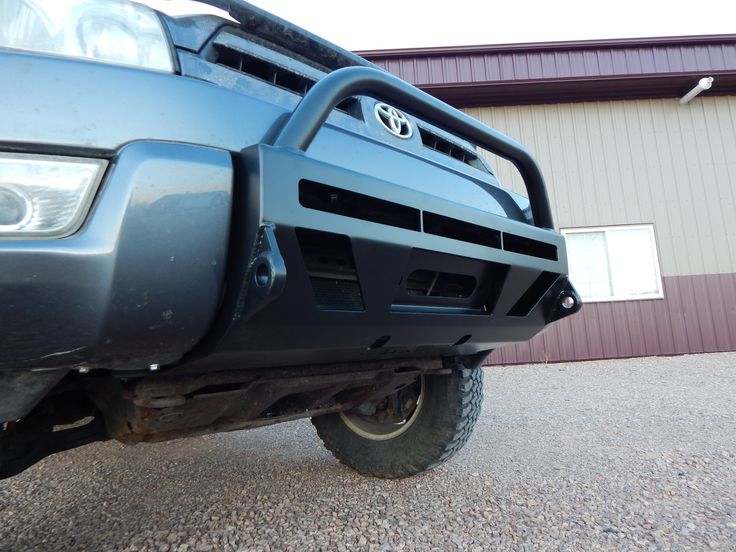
185,67,581,370
0,55,579,376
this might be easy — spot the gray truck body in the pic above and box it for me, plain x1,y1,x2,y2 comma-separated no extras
0,1,579,478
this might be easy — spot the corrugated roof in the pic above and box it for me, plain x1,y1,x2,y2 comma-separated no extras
358,35,736,106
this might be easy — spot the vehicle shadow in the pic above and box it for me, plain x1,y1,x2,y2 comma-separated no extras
0,419,499,552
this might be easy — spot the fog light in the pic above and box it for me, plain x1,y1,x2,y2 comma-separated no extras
0,153,106,238
0,186,33,229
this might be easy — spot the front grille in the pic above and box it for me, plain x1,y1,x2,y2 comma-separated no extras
216,47,311,94
214,42,359,117
418,127,480,168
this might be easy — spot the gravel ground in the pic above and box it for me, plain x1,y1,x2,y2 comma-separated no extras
1,352,735,551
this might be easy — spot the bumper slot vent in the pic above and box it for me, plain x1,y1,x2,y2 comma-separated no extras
393,249,510,316
299,180,421,231
405,270,476,298
423,212,501,249
507,271,559,317
299,182,558,263
214,45,359,116
296,228,364,311
503,232,558,261
418,127,481,169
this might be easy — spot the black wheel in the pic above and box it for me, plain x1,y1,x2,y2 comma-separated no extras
311,363,483,478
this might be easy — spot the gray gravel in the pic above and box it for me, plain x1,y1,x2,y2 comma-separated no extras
1,352,735,551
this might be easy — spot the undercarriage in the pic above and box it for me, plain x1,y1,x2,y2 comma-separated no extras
0,355,482,479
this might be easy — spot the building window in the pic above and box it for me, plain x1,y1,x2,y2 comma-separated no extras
561,224,663,302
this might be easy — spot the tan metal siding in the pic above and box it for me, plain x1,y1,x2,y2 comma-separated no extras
465,96,736,277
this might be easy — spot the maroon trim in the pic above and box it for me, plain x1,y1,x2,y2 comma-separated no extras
486,273,736,365
422,74,736,107
359,34,736,107
357,34,736,58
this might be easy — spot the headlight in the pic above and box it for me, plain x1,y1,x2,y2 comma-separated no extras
0,153,107,238
0,0,174,72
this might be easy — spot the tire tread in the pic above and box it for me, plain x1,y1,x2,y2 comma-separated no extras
312,363,484,478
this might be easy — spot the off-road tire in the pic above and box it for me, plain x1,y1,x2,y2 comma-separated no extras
311,365,483,478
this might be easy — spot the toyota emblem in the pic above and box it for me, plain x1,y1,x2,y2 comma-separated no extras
374,102,412,139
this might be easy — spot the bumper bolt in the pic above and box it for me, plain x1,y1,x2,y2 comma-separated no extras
560,295,576,310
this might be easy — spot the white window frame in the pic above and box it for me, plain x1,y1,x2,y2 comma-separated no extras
561,224,664,303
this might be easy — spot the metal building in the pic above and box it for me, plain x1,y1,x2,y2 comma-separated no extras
360,35,736,363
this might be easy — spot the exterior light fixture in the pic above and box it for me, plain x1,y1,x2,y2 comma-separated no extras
679,77,714,104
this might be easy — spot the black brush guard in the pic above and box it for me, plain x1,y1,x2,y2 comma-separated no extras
185,67,581,372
